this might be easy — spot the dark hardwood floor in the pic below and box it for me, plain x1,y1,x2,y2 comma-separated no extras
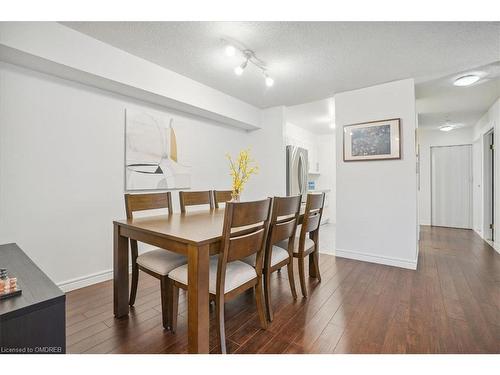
65,226,500,354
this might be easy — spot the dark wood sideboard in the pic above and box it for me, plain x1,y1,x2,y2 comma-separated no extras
0,243,65,354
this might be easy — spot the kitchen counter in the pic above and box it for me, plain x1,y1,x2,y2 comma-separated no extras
309,189,331,193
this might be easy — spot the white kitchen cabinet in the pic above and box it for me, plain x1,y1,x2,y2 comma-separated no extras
308,147,320,174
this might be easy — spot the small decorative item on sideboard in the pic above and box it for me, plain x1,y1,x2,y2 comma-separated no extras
0,268,22,300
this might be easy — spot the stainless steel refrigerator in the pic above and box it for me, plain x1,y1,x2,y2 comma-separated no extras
286,145,309,200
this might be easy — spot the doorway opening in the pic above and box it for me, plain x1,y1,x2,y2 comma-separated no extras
483,129,494,241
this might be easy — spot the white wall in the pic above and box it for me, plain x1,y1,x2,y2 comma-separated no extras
0,22,261,129
0,62,285,290
245,106,287,200
418,126,474,225
335,79,418,270
317,133,336,222
471,98,500,246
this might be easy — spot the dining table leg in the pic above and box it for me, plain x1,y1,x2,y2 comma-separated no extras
113,223,129,318
308,230,319,278
187,243,210,354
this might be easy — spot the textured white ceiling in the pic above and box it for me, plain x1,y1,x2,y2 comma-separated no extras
417,62,500,129
61,22,500,109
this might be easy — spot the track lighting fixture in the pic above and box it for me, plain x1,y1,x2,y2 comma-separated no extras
222,40,275,88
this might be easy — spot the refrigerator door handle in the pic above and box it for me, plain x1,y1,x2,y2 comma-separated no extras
298,154,304,194
304,158,308,193
303,157,309,194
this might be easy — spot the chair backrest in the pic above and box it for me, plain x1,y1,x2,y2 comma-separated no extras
124,192,173,219
179,190,214,213
265,195,302,267
268,195,302,243
216,199,272,295
213,190,233,208
298,193,325,250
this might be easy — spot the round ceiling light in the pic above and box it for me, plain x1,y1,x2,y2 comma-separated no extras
439,122,464,132
453,75,480,87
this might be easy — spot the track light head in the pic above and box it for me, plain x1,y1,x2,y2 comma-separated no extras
225,45,236,57
234,59,248,76
234,66,244,75
265,75,274,87
224,43,275,87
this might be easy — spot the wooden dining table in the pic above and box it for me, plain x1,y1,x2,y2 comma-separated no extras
113,206,318,354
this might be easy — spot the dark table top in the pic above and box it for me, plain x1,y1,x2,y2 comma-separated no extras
0,243,64,321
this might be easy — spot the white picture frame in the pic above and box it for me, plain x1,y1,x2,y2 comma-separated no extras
343,118,401,161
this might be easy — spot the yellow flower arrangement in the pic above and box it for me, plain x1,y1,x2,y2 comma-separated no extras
226,148,259,201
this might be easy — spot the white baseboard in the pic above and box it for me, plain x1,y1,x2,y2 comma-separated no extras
472,229,500,255
335,248,418,270
57,265,132,292
484,239,500,255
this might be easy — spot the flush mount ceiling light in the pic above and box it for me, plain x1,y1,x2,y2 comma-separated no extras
222,40,275,88
439,120,464,132
453,74,480,87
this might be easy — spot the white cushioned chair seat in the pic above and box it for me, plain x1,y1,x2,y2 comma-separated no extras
169,257,257,294
277,237,315,253
242,246,290,267
137,249,187,276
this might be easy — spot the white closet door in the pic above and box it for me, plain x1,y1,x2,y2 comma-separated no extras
431,145,472,229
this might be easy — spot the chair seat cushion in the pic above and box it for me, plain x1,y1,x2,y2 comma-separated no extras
169,257,257,294
242,246,290,267
277,237,315,254
137,249,187,276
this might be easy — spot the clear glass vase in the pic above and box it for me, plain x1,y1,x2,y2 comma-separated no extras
231,191,240,202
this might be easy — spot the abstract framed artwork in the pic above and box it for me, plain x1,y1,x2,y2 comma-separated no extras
343,118,401,161
125,109,191,191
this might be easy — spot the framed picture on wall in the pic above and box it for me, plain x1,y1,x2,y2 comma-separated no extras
343,118,401,161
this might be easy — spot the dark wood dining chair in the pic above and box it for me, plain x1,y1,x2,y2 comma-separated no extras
213,190,233,208
277,192,325,298
179,190,214,213
262,195,302,321
124,192,187,329
168,198,272,353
